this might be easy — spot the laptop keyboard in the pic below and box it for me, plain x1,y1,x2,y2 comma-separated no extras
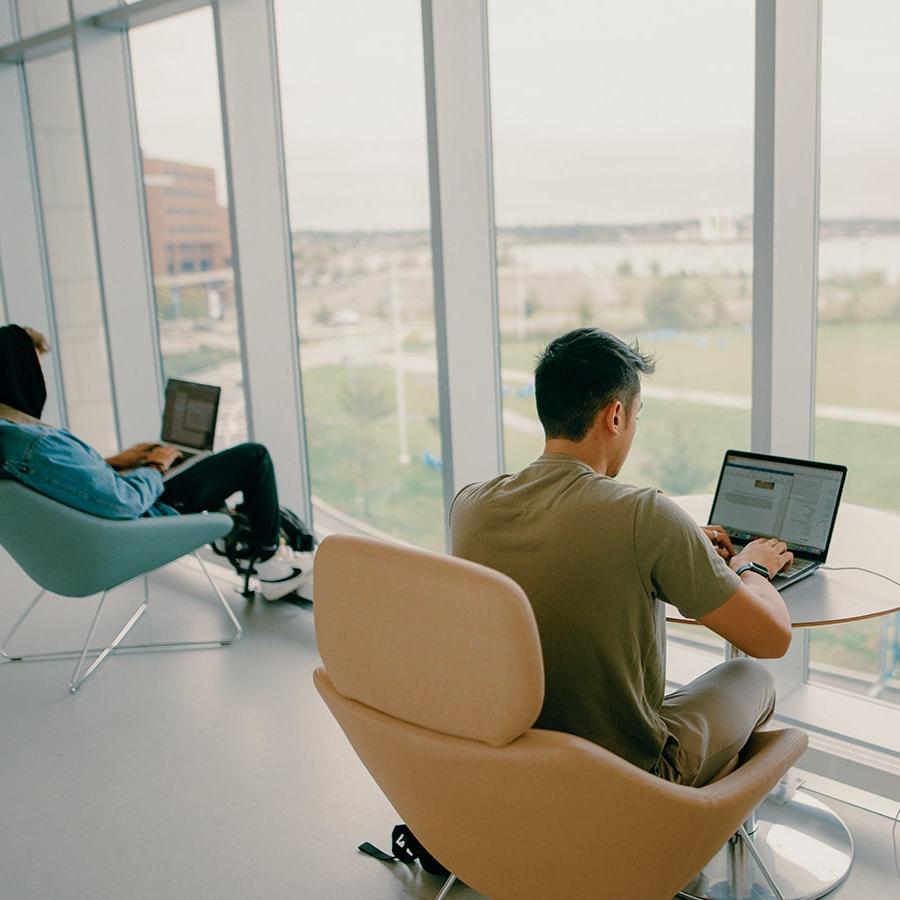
167,449,197,472
730,543,816,580
775,559,815,579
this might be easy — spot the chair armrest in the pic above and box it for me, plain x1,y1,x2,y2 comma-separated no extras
700,727,808,818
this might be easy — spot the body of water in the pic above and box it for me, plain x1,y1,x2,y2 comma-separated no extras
509,234,900,282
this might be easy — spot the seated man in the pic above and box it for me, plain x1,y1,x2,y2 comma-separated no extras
0,323,308,601
450,327,793,786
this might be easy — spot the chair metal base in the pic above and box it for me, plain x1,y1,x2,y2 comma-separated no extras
677,784,853,900
1,553,242,693
434,873,456,900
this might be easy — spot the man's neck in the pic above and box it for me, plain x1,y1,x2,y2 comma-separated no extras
543,439,611,476
0,403,41,425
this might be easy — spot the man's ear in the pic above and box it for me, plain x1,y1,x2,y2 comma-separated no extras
600,400,623,436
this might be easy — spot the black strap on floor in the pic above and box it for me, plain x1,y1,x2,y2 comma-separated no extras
358,825,450,877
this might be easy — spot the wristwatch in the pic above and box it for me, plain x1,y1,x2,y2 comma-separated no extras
734,561,771,580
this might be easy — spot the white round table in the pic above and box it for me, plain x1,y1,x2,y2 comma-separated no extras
668,496,900,900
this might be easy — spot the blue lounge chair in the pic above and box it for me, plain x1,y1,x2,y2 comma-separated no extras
0,480,241,692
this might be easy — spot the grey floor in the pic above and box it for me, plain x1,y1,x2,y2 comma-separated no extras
1,550,898,900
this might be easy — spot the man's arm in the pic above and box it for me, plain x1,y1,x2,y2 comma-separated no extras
105,442,157,471
22,430,168,519
697,539,793,658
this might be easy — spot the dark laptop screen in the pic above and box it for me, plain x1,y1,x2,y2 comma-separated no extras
162,379,220,451
709,451,847,560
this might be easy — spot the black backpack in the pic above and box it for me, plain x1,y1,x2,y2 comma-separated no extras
359,823,450,878
212,504,316,597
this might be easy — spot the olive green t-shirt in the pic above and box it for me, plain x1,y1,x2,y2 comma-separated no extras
449,453,740,773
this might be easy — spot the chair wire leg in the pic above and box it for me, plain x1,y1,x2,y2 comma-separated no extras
434,873,457,900
0,589,45,661
193,552,242,643
69,590,149,693
737,824,786,900
4,558,241,692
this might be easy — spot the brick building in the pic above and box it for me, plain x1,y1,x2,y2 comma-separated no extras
143,157,231,277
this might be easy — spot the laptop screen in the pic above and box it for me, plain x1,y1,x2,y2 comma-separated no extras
709,451,847,560
161,379,220,451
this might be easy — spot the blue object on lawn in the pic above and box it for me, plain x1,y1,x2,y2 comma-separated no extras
422,449,443,472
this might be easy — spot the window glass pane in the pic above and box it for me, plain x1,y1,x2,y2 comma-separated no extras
490,0,754,663
129,7,247,449
16,1,69,37
275,0,444,550
811,0,900,703
26,48,117,453
489,0,754,497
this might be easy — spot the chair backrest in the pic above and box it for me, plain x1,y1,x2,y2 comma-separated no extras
314,533,544,747
314,534,806,900
0,479,232,597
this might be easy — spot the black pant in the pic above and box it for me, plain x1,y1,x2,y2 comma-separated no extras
160,442,280,558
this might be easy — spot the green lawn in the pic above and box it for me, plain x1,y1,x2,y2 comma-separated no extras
502,327,752,397
296,356,900,682
301,365,445,551
501,320,900,411
162,346,239,379
503,391,750,496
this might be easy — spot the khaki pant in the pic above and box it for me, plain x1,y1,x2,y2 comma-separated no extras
655,657,776,787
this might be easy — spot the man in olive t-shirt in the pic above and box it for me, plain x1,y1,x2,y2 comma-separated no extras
450,329,794,786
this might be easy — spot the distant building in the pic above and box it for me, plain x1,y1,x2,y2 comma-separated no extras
143,157,231,277
700,206,738,242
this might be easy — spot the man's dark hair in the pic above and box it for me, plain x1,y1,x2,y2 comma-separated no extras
534,328,655,441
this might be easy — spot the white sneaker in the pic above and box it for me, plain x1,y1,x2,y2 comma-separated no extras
255,553,312,602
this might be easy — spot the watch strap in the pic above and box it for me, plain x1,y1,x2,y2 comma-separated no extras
735,561,770,579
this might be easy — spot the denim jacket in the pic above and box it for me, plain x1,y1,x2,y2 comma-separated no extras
0,420,175,519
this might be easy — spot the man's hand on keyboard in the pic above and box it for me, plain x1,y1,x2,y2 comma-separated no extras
731,538,794,579
703,525,735,560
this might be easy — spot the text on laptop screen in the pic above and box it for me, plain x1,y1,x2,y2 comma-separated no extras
710,454,844,555
162,381,218,450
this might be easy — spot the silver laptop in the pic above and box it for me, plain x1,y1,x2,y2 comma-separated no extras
159,379,220,481
709,450,847,589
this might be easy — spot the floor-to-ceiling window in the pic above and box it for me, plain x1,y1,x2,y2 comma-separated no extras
274,0,444,550
25,48,117,453
811,0,900,703
488,0,754,497
129,6,247,449
489,0,755,659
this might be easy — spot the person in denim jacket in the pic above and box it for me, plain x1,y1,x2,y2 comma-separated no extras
0,324,309,600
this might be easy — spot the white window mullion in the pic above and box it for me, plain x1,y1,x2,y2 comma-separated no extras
752,0,823,698
71,0,164,448
213,0,312,523
422,0,504,539
752,0,821,460
0,2,66,427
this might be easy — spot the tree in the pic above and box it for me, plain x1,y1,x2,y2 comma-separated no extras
340,371,394,518
616,258,634,278
644,421,711,495
313,302,333,325
644,277,695,330
576,290,594,326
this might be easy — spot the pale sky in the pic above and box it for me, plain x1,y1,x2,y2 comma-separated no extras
127,0,900,231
